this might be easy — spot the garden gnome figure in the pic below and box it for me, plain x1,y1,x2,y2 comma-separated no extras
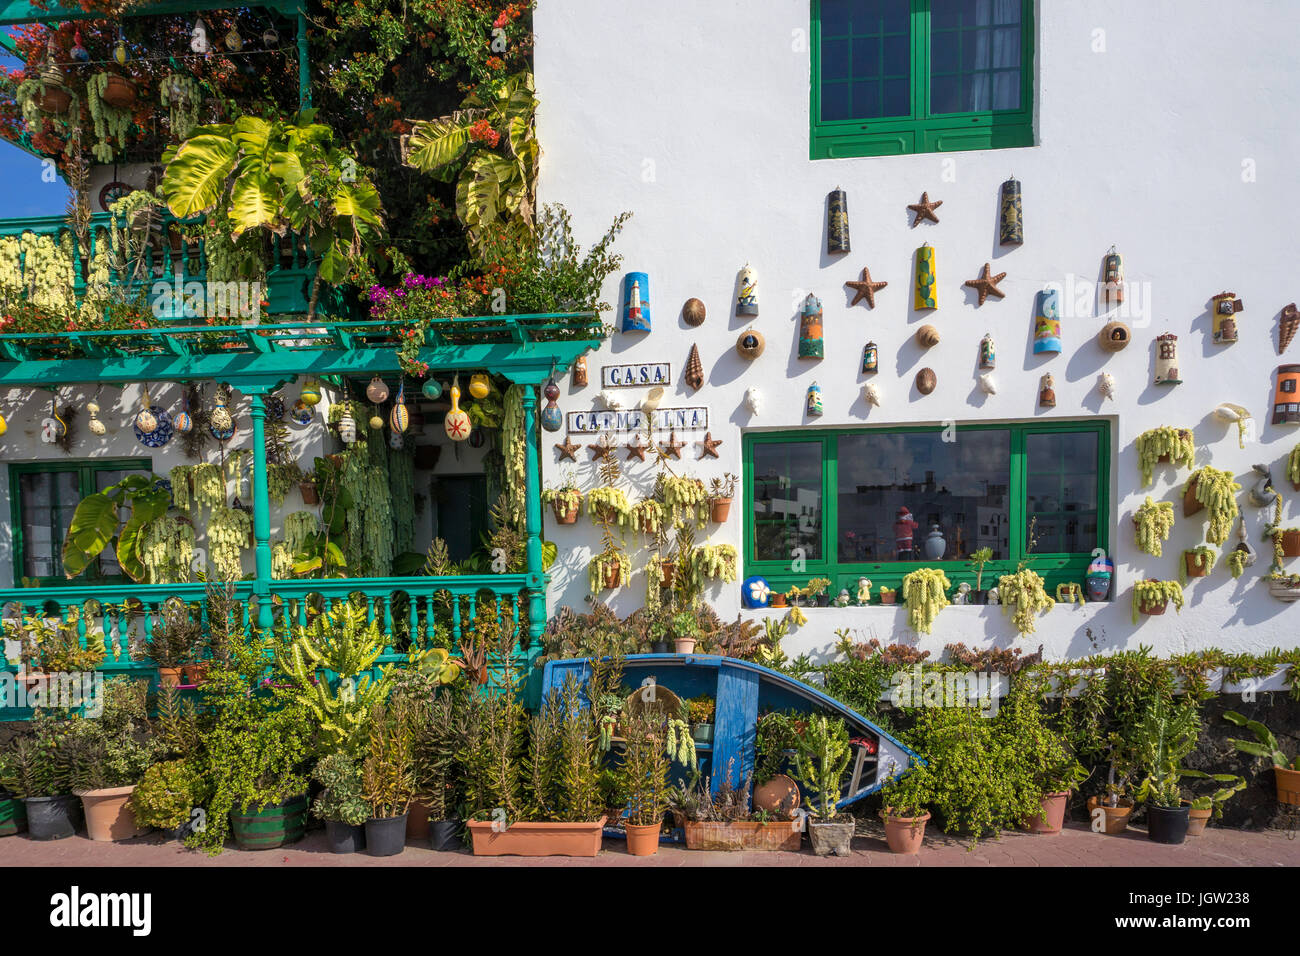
894,506,919,560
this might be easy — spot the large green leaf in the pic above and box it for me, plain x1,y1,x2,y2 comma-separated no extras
229,172,281,239
161,134,239,218
116,492,171,583
317,239,351,283
231,115,274,155
333,181,384,227
60,492,120,579
404,115,476,173
269,150,306,188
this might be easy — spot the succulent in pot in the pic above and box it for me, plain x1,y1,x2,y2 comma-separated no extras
669,611,700,654
1224,711,1300,806
542,479,582,525
792,715,855,856
361,700,416,857
312,752,368,854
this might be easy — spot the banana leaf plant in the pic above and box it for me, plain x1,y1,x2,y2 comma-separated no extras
61,474,170,581
402,71,537,256
161,111,385,318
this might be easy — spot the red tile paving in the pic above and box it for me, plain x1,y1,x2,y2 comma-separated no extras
3,822,1298,866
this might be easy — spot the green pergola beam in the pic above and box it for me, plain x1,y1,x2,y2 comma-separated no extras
0,0,303,27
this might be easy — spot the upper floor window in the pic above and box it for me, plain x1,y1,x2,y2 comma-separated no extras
811,0,1034,159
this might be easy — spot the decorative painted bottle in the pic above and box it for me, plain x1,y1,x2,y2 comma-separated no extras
799,294,824,359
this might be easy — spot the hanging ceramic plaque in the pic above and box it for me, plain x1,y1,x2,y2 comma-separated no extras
914,245,937,310
806,382,823,416
622,272,651,332
798,294,823,360
862,341,878,373
572,355,589,386
1154,333,1182,385
1102,249,1124,306
999,178,1023,245
1272,365,1300,424
1211,291,1244,344
1033,289,1061,354
827,187,850,254
979,332,996,369
736,264,758,317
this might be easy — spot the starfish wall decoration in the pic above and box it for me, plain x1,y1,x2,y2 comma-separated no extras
588,435,617,462
699,431,723,459
624,435,649,461
845,266,888,308
964,262,1007,305
658,431,686,459
907,191,943,227
555,436,580,461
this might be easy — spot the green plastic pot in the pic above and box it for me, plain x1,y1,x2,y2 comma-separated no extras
229,794,308,851
0,796,28,836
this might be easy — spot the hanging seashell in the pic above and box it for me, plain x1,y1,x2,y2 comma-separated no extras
915,368,937,395
389,383,409,433
744,386,762,416
863,382,882,407
916,324,940,348
366,376,389,404
1098,372,1117,401
444,375,471,441
469,373,491,399
599,390,623,411
684,344,704,391
978,372,997,395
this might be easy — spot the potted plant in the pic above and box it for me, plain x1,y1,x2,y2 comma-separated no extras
65,678,156,842
299,472,320,506
687,696,715,745
1180,545,1216,583
997,568,1055,636
1290,442,1300,492
647,614,670,654
1087,759,1137,835
1133,496,1176,556
806,577,833,607
967,547,994,603
542,479,582,525
0,753,27,837
1054,582,1084,605
878,586,897,606
1178,769,1245,836
586,485,632,527
86,70,136,163
312,753,368,854
620,714,671,856
1131,579,1185,623
1224,711,1300,805
707,473,737,523
879,761,933,854
129,759,207,841
792,715,854,856
405,685,463,851
1017,674,1089,834
144,600,200,687
669,760,801,851
588,546,630,592
670,611,700,654
1133,698,1200,844
2,716,80,840
1135,426,1196,486
1182,466,1240,543
901,568,951,634
362,701,416,857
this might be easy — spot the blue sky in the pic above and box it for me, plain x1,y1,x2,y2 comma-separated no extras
1,47,71,218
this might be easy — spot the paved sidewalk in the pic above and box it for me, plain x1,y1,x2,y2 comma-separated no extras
4,822,1298,866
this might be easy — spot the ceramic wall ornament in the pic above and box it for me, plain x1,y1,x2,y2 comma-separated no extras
338,406,357,444
572,355,589,387
682,297,707,327
1154,333,1182,386
1039,373,1057,408
863,382,882,407
1085,555,1115,601
1279,304,1299,355
1102,248,1125,307
389,382,410,434
798,294,824,359
979,332,996,370
736,328,765,359
1272,365,1300,424
658,431,686,459
624,434,649,462
209,393,235,441
541,378,563,432
845,266,886,308
862,341,879,374
698,432,724,458
1098,372,1117,401
291,400,314,426
622,272,651,332
1211,291,1245,344
916,324,940,348
134,404,173,448
908,191,943,227
913,244,937,310
299,379,322,406
827,187,850,254
87,400,106,436
469,373,491,400
135,386,158,435
421,378,443,401
444,375,471,441
366,376,389,404
741,575,772,610
965,263,1007,306
368,408,384,430
683,344,705,391
1033,289,1061,354
915,367,937,395
744,386,762,416
978,372,997,395
1098,320,1131,352
1249,464,1278,508
0,411,7,436
640,386,665,414
554,436,580,461
999,177,1023,245
174,391,193,434
805,382,823,417
736,264,758,317
598,390,623,411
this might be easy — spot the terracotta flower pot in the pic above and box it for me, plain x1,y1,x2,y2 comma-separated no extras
658,561,676,588
710,498,732,523
752,773,801,817
1275,766,1300,805
1086,795,1134,834
300,481,320,505
881,810,930,854
101,74,137,110
182,663,208,686
1183,478,1203,517
551,500,579,524
79,785,146,842
770,594,787,608
158,667,184,688
602,564,623,590
467,816,606,857
880,592,897,605
1281,529,1300,558
625,822,661,856
38,84,71,114
1184,552,1210,578
673,638,696,654
1026,791,1069,833
1184,802,1212,836
1138,597,1168,616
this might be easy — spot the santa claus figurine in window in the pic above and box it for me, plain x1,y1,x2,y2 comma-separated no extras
894,506,919,561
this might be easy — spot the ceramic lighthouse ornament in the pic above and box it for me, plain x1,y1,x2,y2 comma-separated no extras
622,272,651,332
444,375,471,441
805,382,823,417
799,294,824,359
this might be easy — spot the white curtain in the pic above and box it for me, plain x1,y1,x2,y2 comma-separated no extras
967,0,1020,111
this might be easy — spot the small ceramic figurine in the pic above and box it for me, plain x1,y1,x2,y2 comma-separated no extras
856,577,873,605
953,582,972,605
987,587,1000,605
834,588,851,608
572,355,589,387
895,507,919,560
1039,373,1057,408
806,382,823,417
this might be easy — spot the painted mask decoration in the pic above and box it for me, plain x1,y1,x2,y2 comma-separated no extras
1085,555,1114,602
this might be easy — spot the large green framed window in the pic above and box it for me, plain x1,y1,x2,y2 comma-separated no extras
8,459,151,586
811,0,1035,159
743,421,1110,597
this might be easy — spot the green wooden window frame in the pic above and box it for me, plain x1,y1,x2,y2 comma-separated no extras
810,0,1035,159
8,458,152,587
742,420,1110,597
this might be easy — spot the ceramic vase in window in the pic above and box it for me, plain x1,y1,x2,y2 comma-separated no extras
1033,289,1061,354
622,272,651,332
736,264,758,317
923,524,947,560
1154,333,1182,385
799,294,823,359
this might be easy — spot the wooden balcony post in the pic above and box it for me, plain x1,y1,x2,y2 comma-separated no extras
520,384,545,648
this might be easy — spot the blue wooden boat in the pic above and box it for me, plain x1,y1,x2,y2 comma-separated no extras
540,653,919,811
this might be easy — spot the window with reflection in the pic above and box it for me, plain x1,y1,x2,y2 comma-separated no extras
751,441,823,562
1025,431,1100,553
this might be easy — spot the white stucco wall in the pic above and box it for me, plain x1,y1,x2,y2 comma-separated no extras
533,0,1300,663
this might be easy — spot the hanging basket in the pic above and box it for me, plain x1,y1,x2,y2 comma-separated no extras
38,83,72,114
101,74,137,110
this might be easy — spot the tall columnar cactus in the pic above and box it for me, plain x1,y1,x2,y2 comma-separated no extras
792,715,852,820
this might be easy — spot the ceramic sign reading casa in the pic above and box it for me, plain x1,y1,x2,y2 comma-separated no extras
600,362,672,388
567,406,709,433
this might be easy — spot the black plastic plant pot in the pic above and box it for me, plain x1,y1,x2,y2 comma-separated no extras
1146,804,1190,845
325,819,367,854
652,642,669,654
816,594,830,607
24,795,80,841
365,812,409,857
970,590,987,605
429,818,461,851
